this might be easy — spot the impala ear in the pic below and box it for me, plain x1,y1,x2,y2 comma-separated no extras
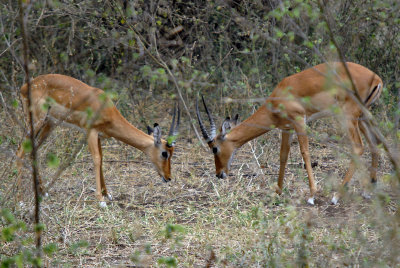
153,123,162,147
232,114,239,125
147,126,154,135
220,117,231,139
220,115,239,139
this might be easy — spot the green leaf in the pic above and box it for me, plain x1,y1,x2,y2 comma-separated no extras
31,257,42,268
2,226,15,242
301,96,311,104
41,97,55,111
164,223,185,239
288,31,294,42
1,209,15,224
275,29,284,38
140,65,152,77
167,135,177,146
43,243,58,256
59,52,68,63
158,257,177,267
132,52,140,60
14,221,26,231
386,121,394,131
293,7,300,17
86,69,95,78
69,240,89,253
46,153,60,168
85,107,93,120
304,40,314,48
34,223,46,233
0,257,14,267
12,99,18,108
157,68,166,75
181,56,190,64
130,250,141,263
14,254,23,268
330,106,341,115
145,243,152,254
22,139,32,153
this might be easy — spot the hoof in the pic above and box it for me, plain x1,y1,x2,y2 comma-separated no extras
162,177,171,183
99,201,107,208
106,193,113,201
307,197,315,205
275,187,283,195
361,191,372,200
331,195,339,205
18,201,26,208
216,172,227,179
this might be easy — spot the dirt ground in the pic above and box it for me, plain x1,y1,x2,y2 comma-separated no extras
1,116,399,267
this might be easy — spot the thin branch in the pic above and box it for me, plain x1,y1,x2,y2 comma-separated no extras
109,0,207,149
18,0,42,262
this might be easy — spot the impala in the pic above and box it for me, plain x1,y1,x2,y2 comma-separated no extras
196,62,382,205
16,74,180,207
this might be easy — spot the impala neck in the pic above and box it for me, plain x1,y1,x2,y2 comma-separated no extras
227,104,276,148
103,112,154,153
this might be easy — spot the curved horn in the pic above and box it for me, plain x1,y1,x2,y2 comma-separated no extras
175,104,180,136
201,95,216,139
168,103,177,137
196,95,212,142
167,103,180,147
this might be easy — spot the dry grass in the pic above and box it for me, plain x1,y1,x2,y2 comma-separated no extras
1,110,399,267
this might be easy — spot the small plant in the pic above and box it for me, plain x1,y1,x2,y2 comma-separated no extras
0,209,57,267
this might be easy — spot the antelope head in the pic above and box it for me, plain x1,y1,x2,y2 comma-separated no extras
196,96,239,179
147,103,180,182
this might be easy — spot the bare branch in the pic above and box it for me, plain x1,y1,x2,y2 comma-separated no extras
18,0,42,261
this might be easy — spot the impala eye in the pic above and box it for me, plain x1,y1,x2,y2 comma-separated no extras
212,147,218,154
161,151,168,158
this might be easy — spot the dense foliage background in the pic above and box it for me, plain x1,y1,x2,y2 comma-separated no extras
1,0,399,267
1,0,399,123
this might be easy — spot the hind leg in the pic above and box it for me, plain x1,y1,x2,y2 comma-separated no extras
87,129,109,207
293,117,317,205
97,133,112,201
359,119,379,184
16,122,53,201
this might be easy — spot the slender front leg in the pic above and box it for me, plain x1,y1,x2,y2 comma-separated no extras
358,119,379,200
293,119,317,205
341,119,364,186
276,130,291,195
87,129,108,207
